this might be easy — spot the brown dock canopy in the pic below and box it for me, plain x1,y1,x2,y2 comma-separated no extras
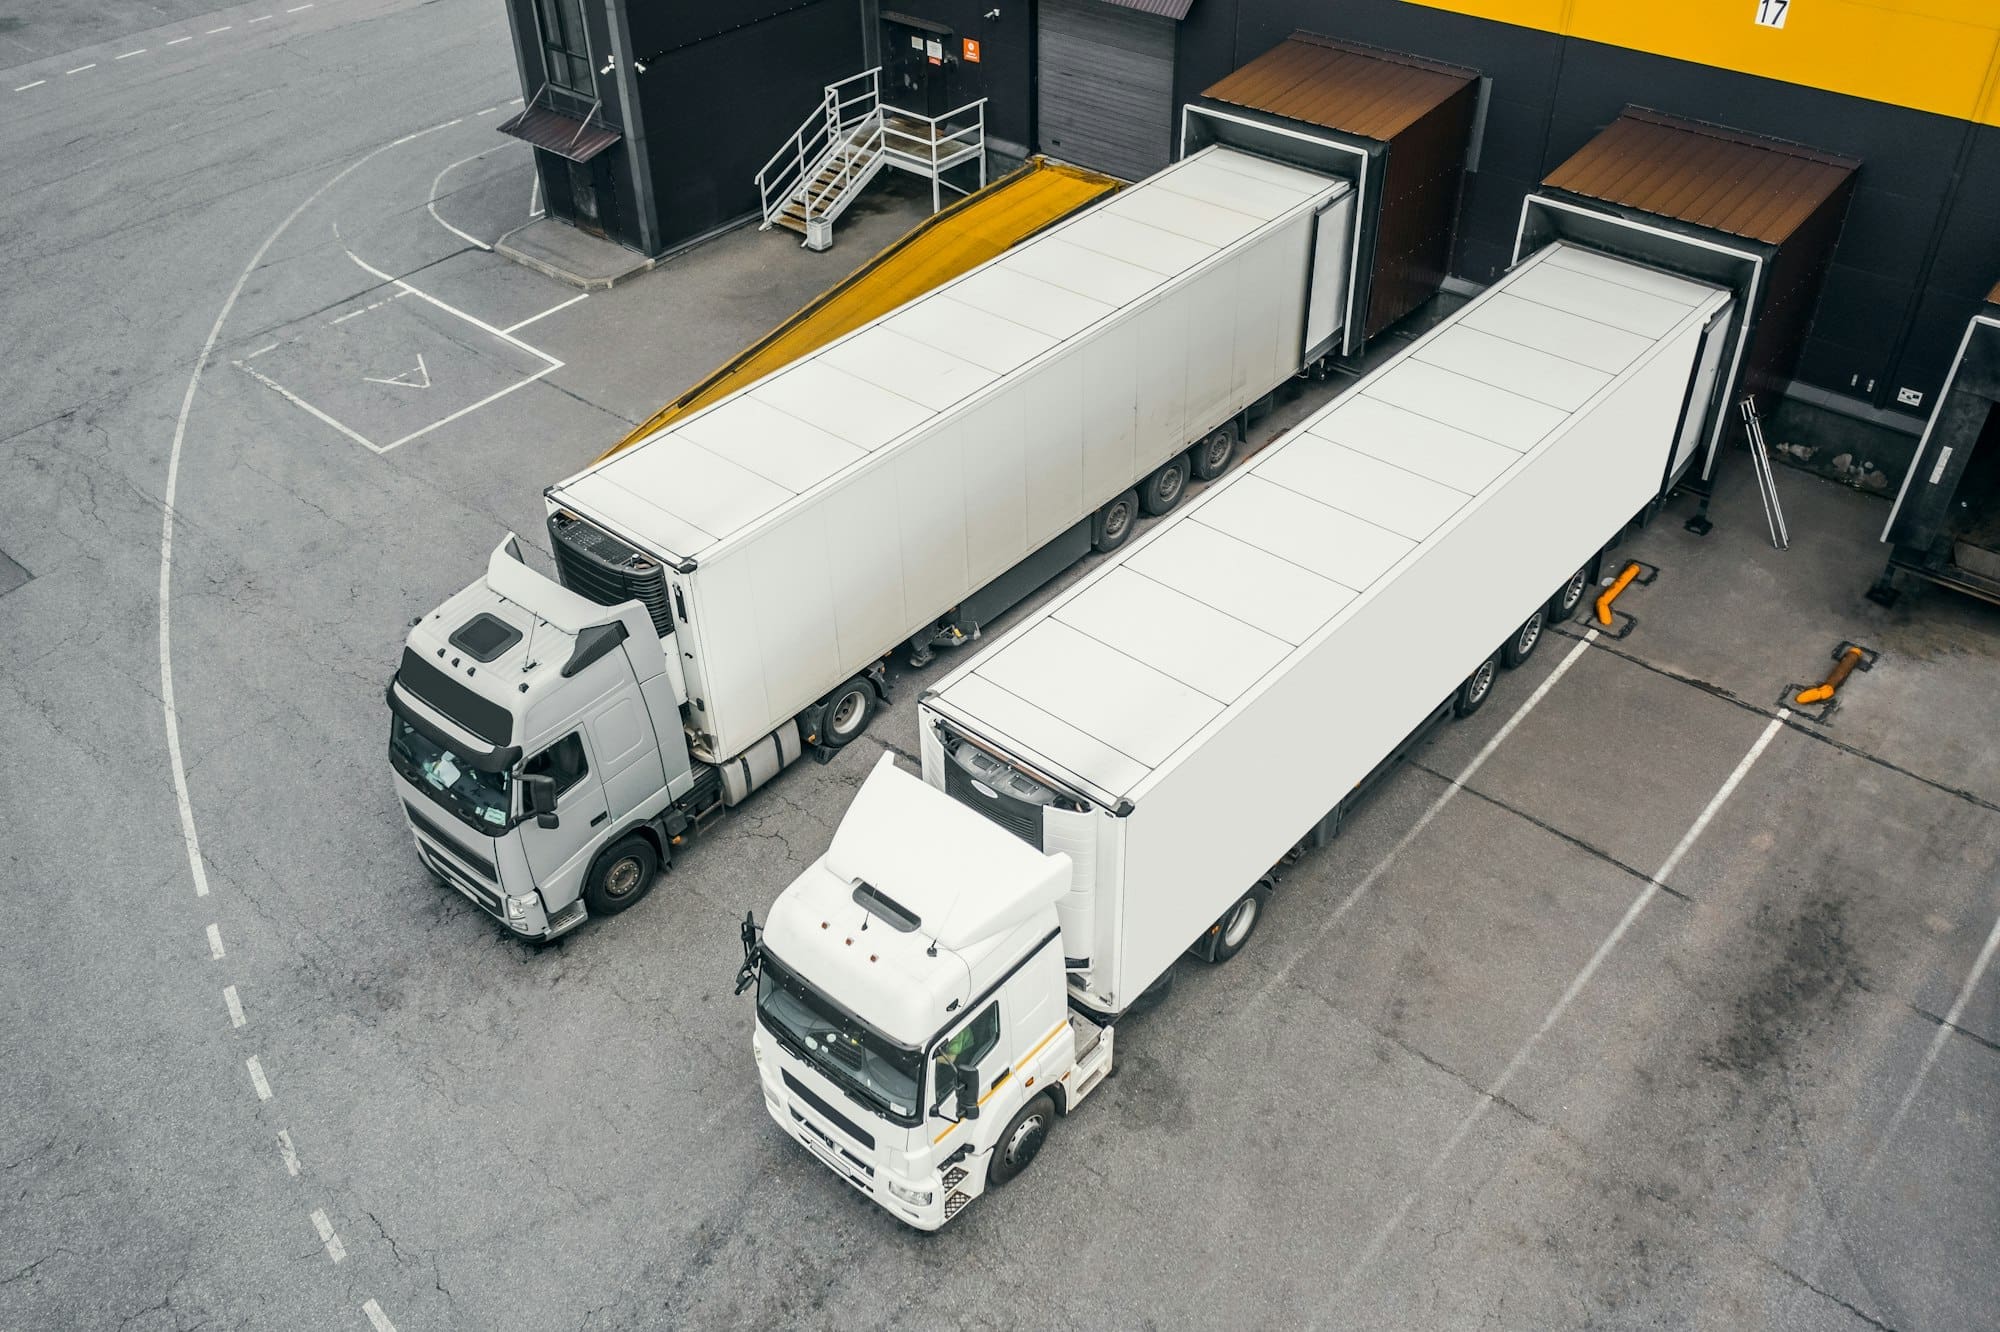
1202,32,1475,143
1542,109,1857,247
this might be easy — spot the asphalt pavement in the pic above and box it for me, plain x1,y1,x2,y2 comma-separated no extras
2,3,1997,1329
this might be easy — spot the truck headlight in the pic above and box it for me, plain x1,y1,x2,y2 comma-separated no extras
888,1180,933,1207
504,893,535,921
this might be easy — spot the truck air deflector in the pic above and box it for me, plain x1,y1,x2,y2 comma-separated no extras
560,621,628,678
384,680,520,773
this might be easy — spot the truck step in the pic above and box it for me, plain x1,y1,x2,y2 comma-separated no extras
1065,1017,1114,1108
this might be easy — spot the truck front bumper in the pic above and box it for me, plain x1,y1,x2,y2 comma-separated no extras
412,837,585,941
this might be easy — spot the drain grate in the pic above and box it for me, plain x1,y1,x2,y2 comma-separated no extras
0,548,28,599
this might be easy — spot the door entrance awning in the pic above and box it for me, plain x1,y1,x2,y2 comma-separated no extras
498,88,622,163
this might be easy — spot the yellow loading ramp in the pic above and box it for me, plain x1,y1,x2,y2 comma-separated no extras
598,158,1122,461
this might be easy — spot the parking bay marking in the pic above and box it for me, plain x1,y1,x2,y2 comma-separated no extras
1330,709,1793,1300
364,354,430,389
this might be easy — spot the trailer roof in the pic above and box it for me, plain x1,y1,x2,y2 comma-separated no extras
552,148,1337,562
1542,109,1858,248
1201,32,1477,143
930,243,1727,801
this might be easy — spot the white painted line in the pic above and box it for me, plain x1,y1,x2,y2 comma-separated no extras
507,96,523,105
247,341,279,359
206,923,226,959
167,36,193,45
1251,630,1599,1011
1335,709,1791,1295
426,147,513,252
329,289,411,326
66,64,96,74
206,25,232,33
14,80,46,91
157,113,464,939
338,232,562,365
503,292,587,334
363,353,430,389
363,1299,398,1332
223,984,246,1028
381,365,558,452
310,1209,346,1263
288,3,314,10
248,15,273,23
528,171,542,220
247,1056,273,1101
476,106,496,116
277,1130,301,1177
236,361,382,453
116,49,148,59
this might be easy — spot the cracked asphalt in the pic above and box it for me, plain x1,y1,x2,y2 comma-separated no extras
3,2,1998,1329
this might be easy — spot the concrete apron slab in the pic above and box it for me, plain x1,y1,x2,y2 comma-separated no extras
495,216,657,291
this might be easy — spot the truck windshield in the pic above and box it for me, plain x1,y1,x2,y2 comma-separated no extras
757,953,922,1126
388,716,511,833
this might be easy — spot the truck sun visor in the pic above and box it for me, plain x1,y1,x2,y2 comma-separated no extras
395,647,513,747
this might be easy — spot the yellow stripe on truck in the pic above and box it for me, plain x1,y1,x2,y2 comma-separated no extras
1403,0,2000,126
930,1020,1071,1145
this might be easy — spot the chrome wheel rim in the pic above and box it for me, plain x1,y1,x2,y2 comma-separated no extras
1221,896,1258,948
1562,570,1587,610
604,856,643,899
1516,614,1542,656
1469,660,1495,703
830,689,866,736
1005,1114,1046,1166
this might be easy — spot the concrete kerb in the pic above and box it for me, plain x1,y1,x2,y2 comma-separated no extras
494,218,657,291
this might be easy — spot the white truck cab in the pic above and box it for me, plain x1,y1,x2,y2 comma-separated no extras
740,754,1115,1229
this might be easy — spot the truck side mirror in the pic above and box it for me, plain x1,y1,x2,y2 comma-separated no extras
521,774,560,829
953,1064,980,1122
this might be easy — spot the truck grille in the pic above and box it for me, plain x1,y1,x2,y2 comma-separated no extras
404,803,496,881
548,510,673,636
943,742,1048,846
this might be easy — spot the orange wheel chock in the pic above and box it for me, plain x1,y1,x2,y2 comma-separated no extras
1594,561,1642,626
1795,645,1865,706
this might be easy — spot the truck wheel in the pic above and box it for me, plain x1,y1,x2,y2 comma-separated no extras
1140,454,1190,516
1548,564,1591,623
584,836,658,917
987,1094,1055,1187
1191,426,1237,480
1501,609,1544,668
1453,653,1500,718
1204,883,1270,963
1092,490,1139,553
820,677,875,747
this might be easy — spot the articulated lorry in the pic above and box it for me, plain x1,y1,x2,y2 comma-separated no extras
388,145,1361,939
739,240,1734,1229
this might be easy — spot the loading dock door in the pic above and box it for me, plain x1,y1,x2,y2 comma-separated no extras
1037,0,1175,182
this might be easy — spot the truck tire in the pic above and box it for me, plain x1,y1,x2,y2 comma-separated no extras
1140,454,1190,516
1548,564,1591,623
1203,883,1271,963
1092,490,1139,553
1501,609,1544,668
1453,653,1500,719
1190,425,1237,480
583,835,658,918
987,1093,1055,1187
819,677,875,748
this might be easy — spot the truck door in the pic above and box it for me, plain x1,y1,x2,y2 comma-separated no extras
931,999,1007,1128
517,730,609,891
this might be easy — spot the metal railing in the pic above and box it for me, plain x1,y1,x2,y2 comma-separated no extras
756,68,883,230
880,98,988,211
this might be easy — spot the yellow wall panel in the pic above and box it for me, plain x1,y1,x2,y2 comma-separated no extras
1403,0,2000,125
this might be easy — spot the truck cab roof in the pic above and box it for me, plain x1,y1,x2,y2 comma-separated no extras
762,755,1071,1048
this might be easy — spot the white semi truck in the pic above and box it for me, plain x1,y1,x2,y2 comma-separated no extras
739,240,1735,1229
388,145,1361,939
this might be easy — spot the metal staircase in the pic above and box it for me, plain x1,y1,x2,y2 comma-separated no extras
757,68,988,251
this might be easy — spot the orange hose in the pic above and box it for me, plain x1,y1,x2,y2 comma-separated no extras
1795,646,1864,705
1594,562,1641,626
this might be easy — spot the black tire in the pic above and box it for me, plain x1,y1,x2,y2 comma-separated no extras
583,835,658,918
819,677,875,748
1092,490,1139,553
1190,426,1237,480
987,1093,1055,1187
1203,884,1270,964
1453,653,1500,719
1128,962,1175,1013
1548,564,1591,624
1140,454,1190,517
1501,609,1545,669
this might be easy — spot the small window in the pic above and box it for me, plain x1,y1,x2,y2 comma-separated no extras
535,0,593,98
933,1003,1000,1102
523,732,589,797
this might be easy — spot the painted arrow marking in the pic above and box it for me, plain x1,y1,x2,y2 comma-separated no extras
364,354,430,389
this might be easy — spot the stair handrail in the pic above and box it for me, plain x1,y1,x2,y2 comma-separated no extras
757,68,884,228
880,97,988,175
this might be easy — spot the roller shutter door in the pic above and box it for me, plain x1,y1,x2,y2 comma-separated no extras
1036,0,1176,183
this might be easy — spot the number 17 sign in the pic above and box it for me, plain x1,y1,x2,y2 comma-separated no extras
1756,0,1789,28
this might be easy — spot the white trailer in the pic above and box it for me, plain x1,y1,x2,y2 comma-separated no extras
388,145,1358,940
742,239,1733,1228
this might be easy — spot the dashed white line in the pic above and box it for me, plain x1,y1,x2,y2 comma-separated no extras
247,341,279,358
1334,709,1792,1297
223,985,246,1028
310,1209,346,1263
248,15,274,24
362,1299,398,1332
167,36,193,45
287,3,314,11
14,80,46,91
475,106,496,116
504,292,588,334
206,923,226,959
246,1056,273,1101
277,1130,302,1177
206,25,232,33
329,288,411,325
116,49,148,60
66,64,96,74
